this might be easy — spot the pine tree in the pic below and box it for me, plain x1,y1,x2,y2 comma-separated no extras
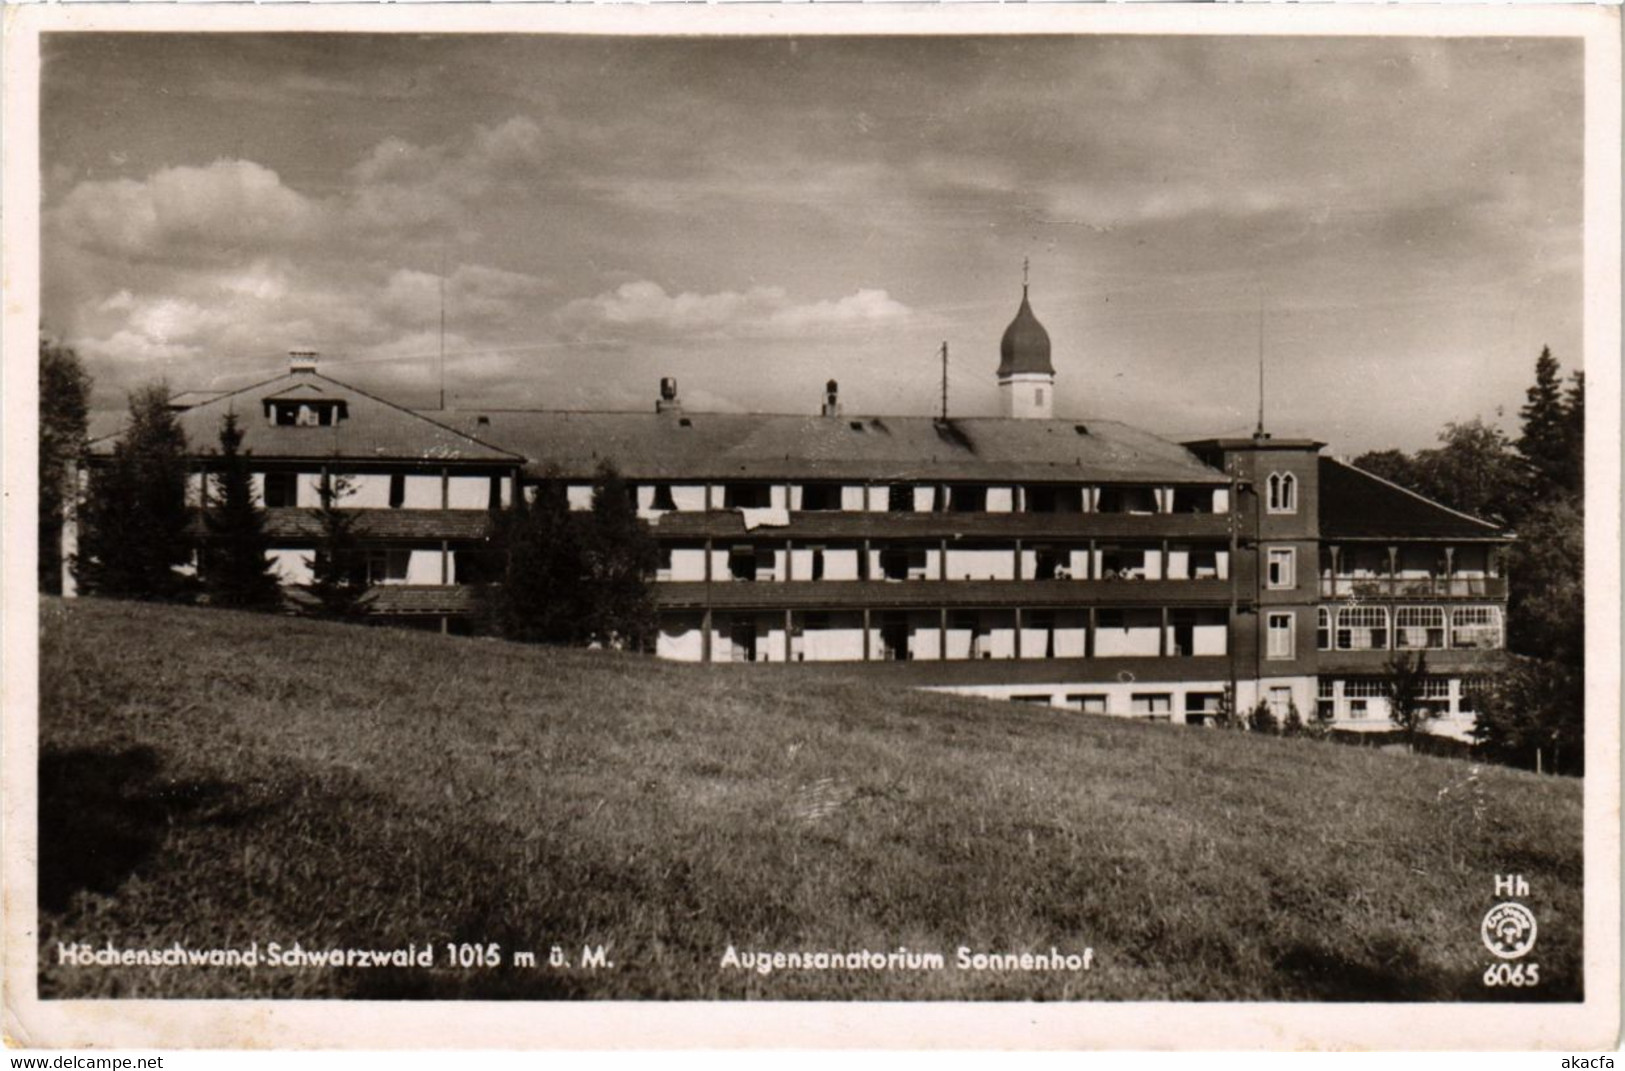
74,383,195,601
304,472,371,619
494,472,588,644
1560,370,1584,497
581,461,658,650
201,413,283,611
1516,346,1571,506
39,337,91,594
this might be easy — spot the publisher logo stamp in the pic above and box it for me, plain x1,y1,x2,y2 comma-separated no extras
1481,901,1538,960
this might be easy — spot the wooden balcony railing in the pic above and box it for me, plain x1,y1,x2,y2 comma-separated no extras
1318,576,1507,599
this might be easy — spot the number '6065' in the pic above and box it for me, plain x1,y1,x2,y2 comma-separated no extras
1483,962,1540,987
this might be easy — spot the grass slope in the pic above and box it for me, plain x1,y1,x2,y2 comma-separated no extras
38,598,1581,1001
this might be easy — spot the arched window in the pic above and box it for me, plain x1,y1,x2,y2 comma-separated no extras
1452,606,1503,649
1267,471,1298,514
1396,606,1446,649
1335,606,1389,650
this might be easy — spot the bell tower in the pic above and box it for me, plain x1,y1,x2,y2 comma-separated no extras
997,261,1055,419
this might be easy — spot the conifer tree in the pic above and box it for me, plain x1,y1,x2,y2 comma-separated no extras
201,413,283,611
75,383,195,601
304,472,371,618
39,337,90,594
1516,346,1571,503
493,471,588,644
581,461,658,650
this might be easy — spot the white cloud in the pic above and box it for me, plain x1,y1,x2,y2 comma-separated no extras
559,280,911,338
51,159,325,259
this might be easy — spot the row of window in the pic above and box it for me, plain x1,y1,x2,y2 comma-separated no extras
1316,676,1488,720
670,544,1231,583
1314,605,1503,651
625,482,1229,515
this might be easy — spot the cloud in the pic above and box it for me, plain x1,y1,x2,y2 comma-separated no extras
558,281,911,338
51,159,325,260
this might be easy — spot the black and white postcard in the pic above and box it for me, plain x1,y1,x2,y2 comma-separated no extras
2,2,1619,1051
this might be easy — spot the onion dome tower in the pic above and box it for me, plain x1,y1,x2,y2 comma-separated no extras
997,261,1055,419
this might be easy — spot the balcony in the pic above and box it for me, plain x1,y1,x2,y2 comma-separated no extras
1318,576,1506,600
647,510,1232,542
655,577,1238,611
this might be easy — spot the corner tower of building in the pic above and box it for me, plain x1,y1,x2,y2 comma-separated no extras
997,282,1056,419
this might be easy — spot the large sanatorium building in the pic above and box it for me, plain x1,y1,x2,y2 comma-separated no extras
74,286,1511,739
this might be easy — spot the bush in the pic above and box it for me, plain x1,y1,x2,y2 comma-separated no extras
1246,701,1278,735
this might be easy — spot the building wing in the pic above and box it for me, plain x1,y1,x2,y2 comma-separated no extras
1319,457,1511,541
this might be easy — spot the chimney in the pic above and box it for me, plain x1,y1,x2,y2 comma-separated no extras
289,349,318,375
656,376,682,414
821,379,842,417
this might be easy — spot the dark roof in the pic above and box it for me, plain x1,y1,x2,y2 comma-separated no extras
91,371,522,465
1319,458,1510,541
430,410,1227,485
997,287,1054,378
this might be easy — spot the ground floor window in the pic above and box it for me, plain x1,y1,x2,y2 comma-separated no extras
1266,612,1294,659
1068,694,1108,714
1131,693,1172,716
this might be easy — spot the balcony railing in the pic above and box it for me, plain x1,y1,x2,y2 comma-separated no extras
1319,576,1506,599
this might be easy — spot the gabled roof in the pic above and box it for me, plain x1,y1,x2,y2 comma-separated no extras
429,409,1229,485
1319,457,1511,541
90,371,522,465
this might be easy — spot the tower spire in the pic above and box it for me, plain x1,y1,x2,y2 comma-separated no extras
1023,256,1030,295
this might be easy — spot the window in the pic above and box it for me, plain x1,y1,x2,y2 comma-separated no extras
1266,547,1296,589
655,547,674,582
888,484,913,512
1190,549,1221,580
1267,471,1298,514
1335,606,1389,650
1068,694,1108,714
1452,606,1503,649
268,400,345,426
949,485,987,512
1034,388,1045,407
1396,606,1447,650
1099,546,1148,580
650,484,677,511
800,484,842,512
809,546,825,581
388,473,405,509
1012,694,1052,706
1186,692,1224,713
723,483,772,509
1267,612,1295,659
1131,693,1172,715
365,549,410,585
263,471,299,508
728,546,756,581
1317,607,1331,651
1459,677,1490,715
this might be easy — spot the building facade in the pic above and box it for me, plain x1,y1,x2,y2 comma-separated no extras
74,292,1511,739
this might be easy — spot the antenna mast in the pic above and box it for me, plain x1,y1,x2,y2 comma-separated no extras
939,341,949,422
1254,289,1265,438
438,248,447,411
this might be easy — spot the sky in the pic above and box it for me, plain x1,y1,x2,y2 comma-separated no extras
41,32,1583,456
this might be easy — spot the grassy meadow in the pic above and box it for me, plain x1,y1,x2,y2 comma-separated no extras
37,598,1582,1000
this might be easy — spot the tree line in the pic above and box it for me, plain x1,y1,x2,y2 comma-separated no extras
38,338,658,650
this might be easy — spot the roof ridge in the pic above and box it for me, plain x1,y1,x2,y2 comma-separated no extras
1326,456,1508,534
298,372,525,460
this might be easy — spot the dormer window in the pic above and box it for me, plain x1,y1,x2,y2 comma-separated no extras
1267,471,1297,514
266,399,348,427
